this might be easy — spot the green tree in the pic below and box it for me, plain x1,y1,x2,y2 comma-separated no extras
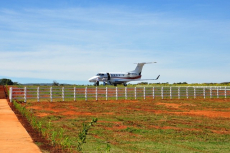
0,78,14,85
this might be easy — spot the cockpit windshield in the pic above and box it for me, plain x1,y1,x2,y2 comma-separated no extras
96,73,104,76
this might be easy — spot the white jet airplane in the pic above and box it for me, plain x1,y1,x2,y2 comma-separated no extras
88,62,160,86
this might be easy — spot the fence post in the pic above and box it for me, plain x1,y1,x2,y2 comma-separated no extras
170,87,172,99
24,87,27,103
178,87,180,99
161,87,163,99
85,87,87,101
116,87,118,100
217,87,219,98
210,87,212,99
194,87,196,99
143,87,146,100
96,87,98,101
203,87,205,99
186,87,188,99
74,87,76,101
62,87,65,101
153,87,155,99
106,87,108,100
50,87,52,102
9,87,12,102
37,87,40,102
225,86,227,99
125,87,127,100
135,87,137,100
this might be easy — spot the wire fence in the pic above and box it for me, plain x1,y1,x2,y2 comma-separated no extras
9,86,230,102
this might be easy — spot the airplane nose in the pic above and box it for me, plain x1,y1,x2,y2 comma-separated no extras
88,77,94,82
88,76,99,82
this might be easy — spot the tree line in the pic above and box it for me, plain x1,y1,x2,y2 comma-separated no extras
0,78,18,85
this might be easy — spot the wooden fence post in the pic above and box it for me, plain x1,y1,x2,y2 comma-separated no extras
62,87,65,101
217,87,219,98
153,87,155,99
74,87,76,101
210,87,212,99
106,87,108,100
143,87,146,100
9,87,12,102
135,87,137,100
37,87,40,102
186,87,188,99
24,87,27,103
116,87,118,100
96,87,98,101
203,87,205,99
50,87,52,102
85,87,87,101
178,87,180,99
170,87,172,99
194,87,196,99
125,87,127,100
161,87,163,99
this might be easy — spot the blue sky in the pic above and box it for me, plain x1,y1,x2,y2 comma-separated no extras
0,0,230,84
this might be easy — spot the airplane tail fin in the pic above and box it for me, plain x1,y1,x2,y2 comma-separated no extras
131,62,156,75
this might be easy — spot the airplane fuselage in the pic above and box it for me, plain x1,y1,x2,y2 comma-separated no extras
88,62,159,86
89,72,141,84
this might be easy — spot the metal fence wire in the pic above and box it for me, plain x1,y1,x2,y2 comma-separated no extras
9,86,230,102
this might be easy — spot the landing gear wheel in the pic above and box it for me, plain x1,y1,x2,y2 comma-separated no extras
123,83,127,86
114,83,117,86
96,81,99,86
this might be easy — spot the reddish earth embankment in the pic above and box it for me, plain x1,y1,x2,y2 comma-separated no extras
0,85,6,99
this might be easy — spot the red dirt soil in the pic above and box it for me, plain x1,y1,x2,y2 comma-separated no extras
0,86,7,99
27,99,230,119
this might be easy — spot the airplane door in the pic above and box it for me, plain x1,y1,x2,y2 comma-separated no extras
107,73,110,80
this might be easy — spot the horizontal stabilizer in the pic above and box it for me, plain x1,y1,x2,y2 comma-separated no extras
133,62,157,64
137,75,160,81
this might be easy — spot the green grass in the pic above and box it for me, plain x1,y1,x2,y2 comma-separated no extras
15,98,230,152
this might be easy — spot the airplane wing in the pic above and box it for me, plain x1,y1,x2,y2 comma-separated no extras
113,75,160,83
